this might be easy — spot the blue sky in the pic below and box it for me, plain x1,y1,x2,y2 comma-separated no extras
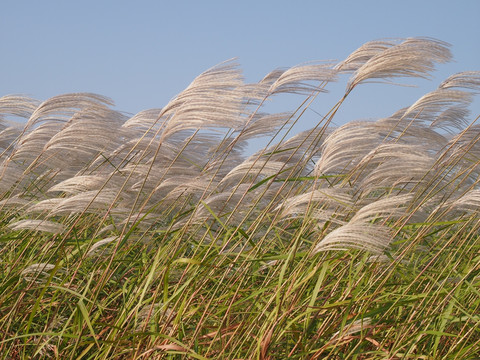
1,0,479,136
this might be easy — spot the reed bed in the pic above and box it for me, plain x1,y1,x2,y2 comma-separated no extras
0,37,479,359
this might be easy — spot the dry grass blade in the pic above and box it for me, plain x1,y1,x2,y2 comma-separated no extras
314,121,385,176
0,95,40,119
437,189,480,216
347,37,452,92
26,93,113,129
277,188,354,219
335,39,398,72
313,222,393,254
8,219,66,234
439,71,480,92
269,63,338,94
86,236,120,256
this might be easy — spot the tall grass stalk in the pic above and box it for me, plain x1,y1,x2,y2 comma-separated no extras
1,37,479,359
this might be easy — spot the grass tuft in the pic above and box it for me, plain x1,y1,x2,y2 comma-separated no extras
1,37,480,359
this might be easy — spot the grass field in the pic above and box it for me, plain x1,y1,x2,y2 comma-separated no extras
1,37,480,359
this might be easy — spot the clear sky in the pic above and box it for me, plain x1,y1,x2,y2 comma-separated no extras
1,0,479,136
